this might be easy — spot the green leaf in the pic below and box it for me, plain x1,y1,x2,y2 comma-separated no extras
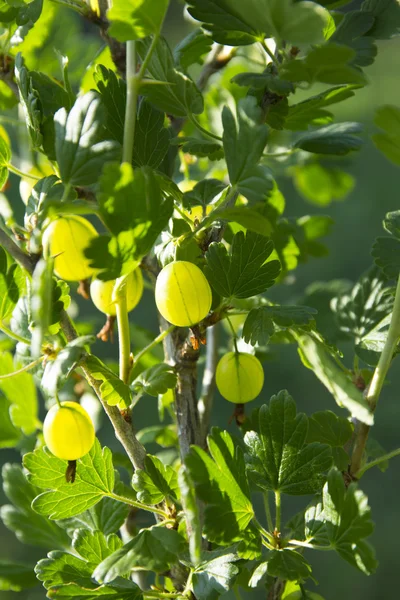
0,262,26,322
267,549,312,581
132,454,179,505
0,395,21,449
192,548,240,600
186,0,329,45
232,71,294,95
214,206,272,236
36,529,122,591
107,0,168,42
55,91,121,186
23,439,115,519
322,467,377,574
46,579,143,599
296,334,374,425
137,36,204,117
294,122,363,155
183,179,226,209
307,411,353,447
87,164,173,279
58,496,129,537
132,100,171,168
186,428,254,544
132,363,177,397
384,209,400,238
372,104,400,166
372,236,400,278
0,135,11,189
41,336,95,398
94,527,185,581
94,65,126,144
0,561,38,591
330,10,377,67
0,463,70,550
222,97,268,186
171,136,223,160
281,44,368,86
0,351,38,435
30,257,54,357
293,163,355,206
245,391,332,495
173,29,213,69
243,305,317,346
286,86,356,131
82,355,131,407
205,231,281,300
362,0,400,39
136,424,178,447
25,175,73,228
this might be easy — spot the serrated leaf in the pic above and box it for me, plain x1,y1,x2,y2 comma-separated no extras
307,411,353,447
94,65,126,144
322,467,377,574
137,36,203,117
372,236,400,278
107,0,168,42
23,439,115,519
331,10,377,67
55,92,121,186
94,527,185,581
294,122,363,155
214,206,272,236
58,496,129,537
132,454,179,505
205,231,280,300
0,561,38,591
132,363,177,398
243,305,317,346
362,0,400,39
372,104,400,166
83,355,131,407
171,136,223,160
245,391,332,495
267,549,312,581
192,548,240,600
25,175,74,229
186,428,254,544
293,163,355,206
47,579,143,599
187,0,329,46
232,71,294,95
0,351,38,435
0,262,26,322
132,100,170,168
286,86,355,131
297,334,373,425
41,336,94,398
183,179,226,208
0,463,70,550
173,29,213,69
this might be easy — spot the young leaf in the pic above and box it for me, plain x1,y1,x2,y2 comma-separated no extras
0,351,38,435
186,0,329,45
173,29,213,69
132,100,170,168
372,236,400,279
293,163,355,206
186,428,254,544
54,92,121,186
297,334,374,425
294,122,363,155
0,135,11,188
41,336,95,398
137,36,204,117
0,562,38,592
243,305,317,346
0,261,26,323
205,231,281,300
94,66,126,144
131,363,177,397
285,86,356,131
132,454,179,505
322,467,377,574
372,104,400,166
0,463,71,550
171,136,223,161
192,548,240,600
183,179,226,208
107,0,168,42
267,549,312,581
362,0,400,39
23,439,115,519
94,527,185,581
212,206,273,236
245,391,332,495
76,355,131,408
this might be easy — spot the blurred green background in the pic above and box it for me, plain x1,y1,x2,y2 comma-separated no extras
1,0,400,598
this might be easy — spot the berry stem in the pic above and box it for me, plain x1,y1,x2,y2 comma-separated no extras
226,316,239,353
0,355,44,380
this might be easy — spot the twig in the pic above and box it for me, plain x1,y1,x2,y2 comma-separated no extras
357,447,400,477
0,228,38,273
350,274,400,477
198,324,218,446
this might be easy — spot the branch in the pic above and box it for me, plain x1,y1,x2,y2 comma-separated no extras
198,324,218,447
0,227,146,470
350,274,400,477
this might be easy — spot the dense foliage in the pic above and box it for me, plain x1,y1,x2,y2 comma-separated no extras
1,0,400,599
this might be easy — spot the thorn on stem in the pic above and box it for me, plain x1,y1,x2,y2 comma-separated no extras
97,315,116,342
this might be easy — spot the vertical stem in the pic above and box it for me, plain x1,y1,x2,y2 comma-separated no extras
113,276,131,405
274,491,281,533
263,491,274,533
198,324,218,446
351,274,400,476
123,40,138,164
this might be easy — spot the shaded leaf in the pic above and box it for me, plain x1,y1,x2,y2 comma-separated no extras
132,454,179,505
294,122,363,155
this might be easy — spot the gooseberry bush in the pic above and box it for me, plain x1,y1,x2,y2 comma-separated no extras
1,0,400,598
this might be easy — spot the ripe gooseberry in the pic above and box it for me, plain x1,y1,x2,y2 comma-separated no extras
42,215,98,281
216,352,264,404
90,269,143,316
155,261,212,327
43,401,95,461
